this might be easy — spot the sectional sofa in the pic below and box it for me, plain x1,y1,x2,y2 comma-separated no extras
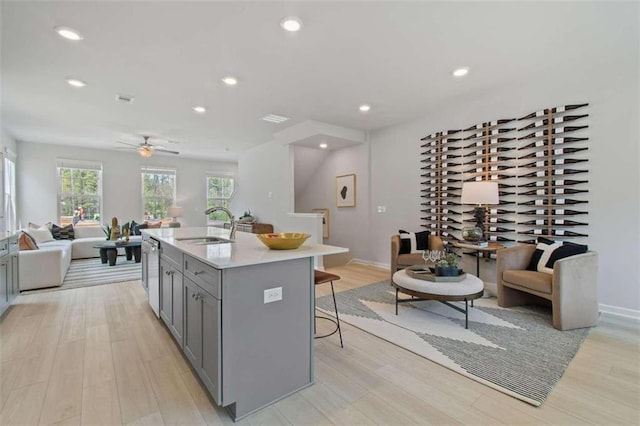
19,226,141,291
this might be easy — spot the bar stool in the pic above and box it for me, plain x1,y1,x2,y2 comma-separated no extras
314,270,344,348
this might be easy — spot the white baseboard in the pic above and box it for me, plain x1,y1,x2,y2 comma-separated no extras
349,258,390,270
599,304,640,321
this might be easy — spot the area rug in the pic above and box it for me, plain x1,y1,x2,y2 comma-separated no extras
316,281,589,406
22,257,141,294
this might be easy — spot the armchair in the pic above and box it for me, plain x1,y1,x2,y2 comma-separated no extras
496,244,599,330
391,234,444,281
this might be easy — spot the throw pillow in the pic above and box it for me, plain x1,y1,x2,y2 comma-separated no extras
28,227,55,244
28,222,41,229
51,223,75,240
535,242,563,274
130,220,141,236
398,229,430,254
18,232,39,250
543,242,588,272
526,237,557,271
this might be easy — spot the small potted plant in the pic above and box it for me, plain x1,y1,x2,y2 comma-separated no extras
435,253,460,276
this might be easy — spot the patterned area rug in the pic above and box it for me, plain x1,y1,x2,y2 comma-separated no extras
22,257,141,294
316,281,589,406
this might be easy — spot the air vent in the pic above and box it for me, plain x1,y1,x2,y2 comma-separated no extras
262,114,289,124
115,94,135,104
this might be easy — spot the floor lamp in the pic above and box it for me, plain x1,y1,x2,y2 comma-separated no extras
461,181,499,242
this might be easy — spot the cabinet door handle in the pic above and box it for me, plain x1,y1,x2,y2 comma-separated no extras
193,270,205,276
191,292,196,299
195,294,201,301
165,270,174,276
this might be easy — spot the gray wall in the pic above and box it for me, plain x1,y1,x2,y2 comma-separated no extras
294,143,370,265
16,141,237,230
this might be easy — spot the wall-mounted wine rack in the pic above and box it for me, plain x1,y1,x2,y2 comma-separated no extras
420,103,589,245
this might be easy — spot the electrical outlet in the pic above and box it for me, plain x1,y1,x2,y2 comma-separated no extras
264,287,282,304
377,205,387,213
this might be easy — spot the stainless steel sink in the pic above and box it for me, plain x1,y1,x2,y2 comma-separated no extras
175,236,233,245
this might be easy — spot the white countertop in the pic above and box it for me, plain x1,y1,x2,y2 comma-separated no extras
143,227,348,269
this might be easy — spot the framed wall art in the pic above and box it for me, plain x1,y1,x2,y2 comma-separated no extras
312,208,330,239
336,174,356,207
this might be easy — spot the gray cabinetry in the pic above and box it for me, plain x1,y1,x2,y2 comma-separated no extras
0,236,18,319
160,245,184,346
184,276,221,404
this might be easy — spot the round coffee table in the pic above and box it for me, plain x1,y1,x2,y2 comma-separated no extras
392,269,484,329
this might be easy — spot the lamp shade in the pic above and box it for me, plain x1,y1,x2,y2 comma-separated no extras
461,181,499,205
168,206,184,218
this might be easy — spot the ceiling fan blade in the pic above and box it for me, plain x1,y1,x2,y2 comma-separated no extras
116,141,140,148
153,147,180,155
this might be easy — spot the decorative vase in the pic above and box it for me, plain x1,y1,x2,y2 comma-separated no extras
435,266,460,277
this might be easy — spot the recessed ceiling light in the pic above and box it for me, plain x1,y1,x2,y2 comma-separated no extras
193,106,207,113
359,104,371,112
280,17,303,32
222,76,238,86
262,114,290,124
55,26,83,41
66,78,86,88
452,67,470,77
319,143,328,149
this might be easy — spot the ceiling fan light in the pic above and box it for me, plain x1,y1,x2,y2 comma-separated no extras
138,146,153,158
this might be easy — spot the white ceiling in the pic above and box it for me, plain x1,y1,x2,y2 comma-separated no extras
0,1,632,161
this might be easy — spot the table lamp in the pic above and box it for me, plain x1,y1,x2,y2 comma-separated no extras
461,181,499,242
168,206,184,228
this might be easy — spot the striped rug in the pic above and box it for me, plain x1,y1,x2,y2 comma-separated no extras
23,257,142,294
316,280,589,406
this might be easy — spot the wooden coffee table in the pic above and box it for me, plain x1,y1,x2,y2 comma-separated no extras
94,241,142,266
392,269,484,329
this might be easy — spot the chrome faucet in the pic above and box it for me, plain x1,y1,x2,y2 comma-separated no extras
205,206,237,240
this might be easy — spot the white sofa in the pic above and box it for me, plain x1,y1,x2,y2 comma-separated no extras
19,226,142,291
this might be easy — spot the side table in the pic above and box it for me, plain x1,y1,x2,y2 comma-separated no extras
452,242,504,278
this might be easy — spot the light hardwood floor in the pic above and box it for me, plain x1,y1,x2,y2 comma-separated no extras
1,263,638,425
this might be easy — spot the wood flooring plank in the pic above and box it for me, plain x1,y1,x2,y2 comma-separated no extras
38,339,85,425
274,392,334,426
124,411,164,426
145,354,205,425
350,393,418,425
245,405,291,426
0,357,25,413
14,325,63,389
83,324,116,389
0,381,48,425
38,370,84,425
111,339,158,424
60,304,86,343
81,379,122,425
179,369,234,425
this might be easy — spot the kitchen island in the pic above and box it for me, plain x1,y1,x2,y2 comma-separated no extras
142,227,347,421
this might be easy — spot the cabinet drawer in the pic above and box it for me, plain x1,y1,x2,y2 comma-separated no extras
161,244,183,270
184,255,220,299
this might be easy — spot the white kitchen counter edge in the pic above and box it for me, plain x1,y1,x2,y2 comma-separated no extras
143,227,348,269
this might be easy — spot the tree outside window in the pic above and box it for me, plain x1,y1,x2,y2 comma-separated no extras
57,160,102,226
142,168,176,224
207,175,234,223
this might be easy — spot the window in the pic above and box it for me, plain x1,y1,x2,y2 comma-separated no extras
4,152,16,232
57,159,103,226
142,167,176,224
206,174,235,222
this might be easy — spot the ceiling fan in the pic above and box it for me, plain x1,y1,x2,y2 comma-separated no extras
117,135,180,158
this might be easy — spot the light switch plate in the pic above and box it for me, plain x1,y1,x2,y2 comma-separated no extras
264,287,282,304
